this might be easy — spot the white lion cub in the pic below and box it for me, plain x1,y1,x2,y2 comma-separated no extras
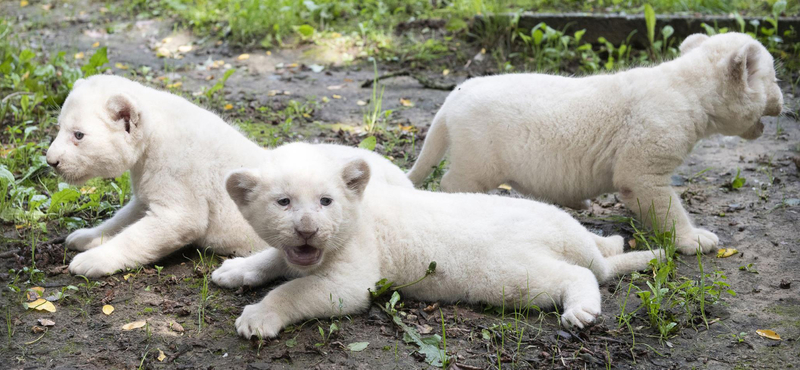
46,75,411,277
212,143,663,338
407,33,784,254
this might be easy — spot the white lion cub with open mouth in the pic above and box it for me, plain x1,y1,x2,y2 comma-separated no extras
407,33,784,254
46,75,411,277
213,143,663,338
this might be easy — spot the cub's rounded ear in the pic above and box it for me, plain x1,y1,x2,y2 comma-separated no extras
72,78,87,89
342,158,371,196
225,169,260,208
679,34,709,55
728,42,761,87
106,93,140,134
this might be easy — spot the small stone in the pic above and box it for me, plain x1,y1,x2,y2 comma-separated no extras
170,322,184,333
406,314,418,321
779,279,791,289
752,285,762,293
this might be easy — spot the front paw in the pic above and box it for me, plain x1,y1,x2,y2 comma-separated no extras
235,304,283,339
676,227,719,254
69,247,128,278
211,257,265,289
65,228,105,251
561,301,600,329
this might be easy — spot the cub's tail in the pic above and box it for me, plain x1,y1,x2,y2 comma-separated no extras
407,111,449,187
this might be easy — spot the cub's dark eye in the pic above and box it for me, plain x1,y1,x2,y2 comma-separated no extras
277,198,290,206
74,131,84,140
320,197,332,206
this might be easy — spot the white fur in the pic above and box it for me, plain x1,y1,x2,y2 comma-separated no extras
212,143,663,338
46,75,411,277
406,33,784,254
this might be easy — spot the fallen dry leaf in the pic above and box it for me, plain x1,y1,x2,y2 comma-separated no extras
400,98,414,107
27,287,44,301
156,47,171,58
115,63,129,70
74,52,85,60
31,326,45,333
716,248,738,258
178,45,193,53
267,90,280,96
157,349,166,362
28,299,56,312
327,84,344,90
102,305,114,315
170,321,184,333
92,42,100,48
223,104,233,110
629,239,637,248
756,329,781,340
442,69,450,76
237,53,250,61
166,81,182,89
498,184,512,190
38,318,55,327
266,51,272,56
356,100,367,106
20,0,29,7
332,94,342,99
121,320,147,331
42,4,52,10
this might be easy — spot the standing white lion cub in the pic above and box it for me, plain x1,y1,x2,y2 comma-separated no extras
46,75,411,277
213,143,663,338
407,33,784,254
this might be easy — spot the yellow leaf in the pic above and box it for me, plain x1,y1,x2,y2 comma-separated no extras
28,299,56,312
481,48,486,54
237,53,250,61
121,320,147,331
161,37,172,44
716,248,738,258
157,349,166,362
400,98,414,107
123,273,132,281
27,287,44,301
42,4,52,10
756,329,781,340
20,0,28,7
223,104,233,110
332,94,342,99
156,47,171,58
102,305,114,315
498,184,512,190
327,123,355,133
266,51,272,56
442,69,450,76
178,45,193,53
302,113,310,118
74,52,85,60
92,42,100,48
287,63,298,68
80,186,96,194
166,81,182,89
321,96,329,103
398,125,415,132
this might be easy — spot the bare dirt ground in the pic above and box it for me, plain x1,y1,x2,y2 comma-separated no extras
2,1,799,369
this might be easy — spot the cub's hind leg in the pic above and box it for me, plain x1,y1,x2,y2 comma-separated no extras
592,234,624,257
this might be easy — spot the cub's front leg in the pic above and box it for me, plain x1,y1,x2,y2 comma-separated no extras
65,196,146,251
69,203,206,277
235,271,374,339
614,170,718,254
212,248,295,289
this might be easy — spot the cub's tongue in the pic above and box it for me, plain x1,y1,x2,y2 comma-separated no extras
285,245,322,266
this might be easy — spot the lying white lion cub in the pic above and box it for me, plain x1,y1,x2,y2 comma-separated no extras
407,33,784,254
46,75,411,277
213,143,663,337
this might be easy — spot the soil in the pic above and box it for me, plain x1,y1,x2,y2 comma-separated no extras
1,1,799,369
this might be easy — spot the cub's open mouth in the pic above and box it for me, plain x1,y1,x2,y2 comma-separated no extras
285,244,322,266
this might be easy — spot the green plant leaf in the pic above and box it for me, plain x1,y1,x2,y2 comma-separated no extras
347,342,369,351
206,68,236,97
297,24,315,37
358,136,376,151
644,4,656,45
81,47,109,77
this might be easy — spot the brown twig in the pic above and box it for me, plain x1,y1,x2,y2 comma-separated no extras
362,70,455,91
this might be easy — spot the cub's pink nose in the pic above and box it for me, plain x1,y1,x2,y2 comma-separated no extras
296,229,317,240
